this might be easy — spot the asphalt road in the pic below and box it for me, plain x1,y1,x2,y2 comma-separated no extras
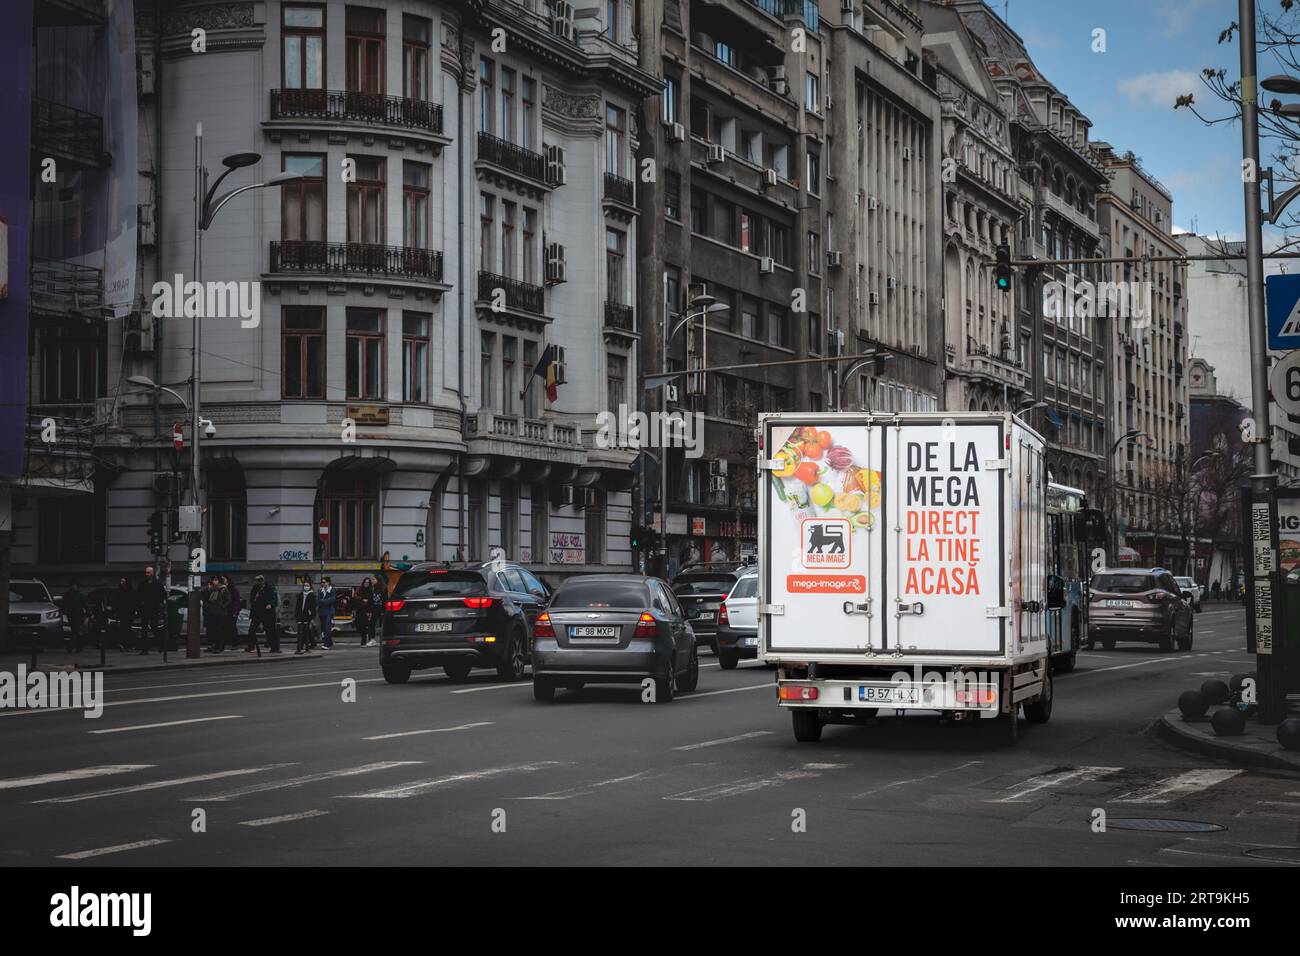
2,603,1296,866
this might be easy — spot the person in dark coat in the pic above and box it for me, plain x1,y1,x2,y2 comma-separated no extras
136,566,166,655
225,577,242,648
205,578,231,653
354,577,376,647
294,583,317,654
317,577,337,649
247,575,281,654
63,580,89,653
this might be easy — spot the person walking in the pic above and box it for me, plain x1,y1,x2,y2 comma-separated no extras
317,577,337,649
205,577,231,653
354,577,375,647
63,580,88,654
136,566,166,655
1210,580,1221,601
294,582,317,654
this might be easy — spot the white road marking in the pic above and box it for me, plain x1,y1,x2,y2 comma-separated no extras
994,766,1121,803
853,760,984,799
673,731,773,751
1114,768,1243,804
1085,659,1182,675
450,682,530,694
34,765,293,804
239,810,330,827
364,721,494,741
342,761,564,799
188,761,420,801
517,770,656,800
0,677,387,716
89,715,244,734
678,683,771,700
666,767,831,802
58,839,171,860
0,765,152,791
106,666,375,694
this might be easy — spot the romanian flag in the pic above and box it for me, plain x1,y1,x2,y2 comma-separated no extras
531,344,560,402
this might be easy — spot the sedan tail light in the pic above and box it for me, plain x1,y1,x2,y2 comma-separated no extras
634,611,658,639
384,599,406,612
533,612,556,639
717,601,730,626
462,597,494,609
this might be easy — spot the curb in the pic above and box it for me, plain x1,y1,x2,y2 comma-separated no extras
19,651,329,676
1156,710,1300,773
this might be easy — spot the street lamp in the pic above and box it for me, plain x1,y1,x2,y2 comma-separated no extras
127,374,189,411
1261,74,1300,95
837,351,891,409
1108,429,1144,567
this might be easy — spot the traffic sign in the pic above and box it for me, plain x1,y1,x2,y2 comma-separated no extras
172,422,184,450
1270,350,1300,417
318,519,330,540
1266,273,1300,350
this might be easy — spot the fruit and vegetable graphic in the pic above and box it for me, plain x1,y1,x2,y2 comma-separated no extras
770,426,880,531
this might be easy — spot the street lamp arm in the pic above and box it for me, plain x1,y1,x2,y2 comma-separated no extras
204,181,272,230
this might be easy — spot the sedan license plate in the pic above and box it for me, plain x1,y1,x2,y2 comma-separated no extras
859,685,918,704
1104,600,1137,608
415,622,453,633
570,626,618,638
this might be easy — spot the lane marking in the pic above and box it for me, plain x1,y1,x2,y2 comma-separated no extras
187,761,420,801
0,677,387,716
104,666,378,695
0,765,152,791
89,715,244,735
1114,769,1243,804
239,810,330,827
853,760,985,799
1085,659,1185,675
450,682,530,695
342,761,565,799
517,770,656,801
364,721,494,741
673,731,774,751
994,766,1121,803
678,683,771,700
58,839,171,860
34,765,293,804
665,765,840,802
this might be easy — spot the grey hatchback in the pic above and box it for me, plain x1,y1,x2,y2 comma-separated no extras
531,574,700,702
1087,568,1194,651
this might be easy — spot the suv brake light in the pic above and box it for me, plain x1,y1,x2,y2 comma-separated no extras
634,612,657,639
462,597,494,609
384,599,406,612
1147,591,1171,603
718,601,730,626
533,612,555,639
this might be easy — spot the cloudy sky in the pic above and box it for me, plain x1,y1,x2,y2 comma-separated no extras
1002,0,1272,242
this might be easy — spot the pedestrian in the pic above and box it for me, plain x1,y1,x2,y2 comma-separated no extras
294,582,317,654
371,575,387,647
317,576,337,649
136,565,166,655
63,580,88,653
354,577,375,647
247,574,281,654
111,577,134,651
1210,580,1221,601
225,576,242,649
205,577,230,652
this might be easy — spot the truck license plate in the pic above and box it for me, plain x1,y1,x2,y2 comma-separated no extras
859,686,918,704
415,622,452,633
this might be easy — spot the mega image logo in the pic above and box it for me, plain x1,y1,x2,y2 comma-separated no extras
151,273,261,328
50,887,151,937
593,404,705,459
0,665,103,718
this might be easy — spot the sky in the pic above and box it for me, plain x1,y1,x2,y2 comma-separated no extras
998,0,1264,242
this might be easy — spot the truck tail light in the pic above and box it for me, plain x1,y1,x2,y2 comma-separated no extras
462,597,494,609
717,601,730,626
533,612,555,639
384,599,406,612
957,689,997,705
634,612,658,639
779,685,819,701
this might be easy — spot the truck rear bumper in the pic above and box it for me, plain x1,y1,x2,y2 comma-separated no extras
776,678,999,712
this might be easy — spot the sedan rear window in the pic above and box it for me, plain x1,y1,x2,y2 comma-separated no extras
392,570,487,600
672,575,735,595
730,576,758,598
551,579,649,609
1092,574,1155,594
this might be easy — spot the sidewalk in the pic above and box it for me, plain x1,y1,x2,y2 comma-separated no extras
0,643,340,675
1158,708,1300,772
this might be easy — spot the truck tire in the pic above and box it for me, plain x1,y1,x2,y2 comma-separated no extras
1024,672,1053,724
1052,651,1076,674
993,707,1019,744
791,710,823,742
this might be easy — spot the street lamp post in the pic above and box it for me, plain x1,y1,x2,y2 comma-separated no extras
1108,429,1143,567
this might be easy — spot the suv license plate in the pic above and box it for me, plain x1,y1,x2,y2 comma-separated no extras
415,622,453,633
1104,600,1137,608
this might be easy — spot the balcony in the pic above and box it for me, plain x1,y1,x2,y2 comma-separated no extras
603,172,636,207
749,0,819,30
604,301,635,334
269,241,444,283
30,259,106,318
269,89,443,135
31,97,107,168
478,271,544,315
476,132,547,187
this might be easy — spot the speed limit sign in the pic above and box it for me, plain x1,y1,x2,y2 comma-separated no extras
1270,351,1300,417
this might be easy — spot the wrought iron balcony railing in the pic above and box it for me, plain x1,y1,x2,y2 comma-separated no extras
478,271,544,314
476,132,547,183
269,241,443,282
603,172,635,206
31,97,106,166
30,259,104,316
270,89,443,135
604,301,634,331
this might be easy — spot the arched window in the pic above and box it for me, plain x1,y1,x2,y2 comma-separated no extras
316,469,380,559
208,466,247,562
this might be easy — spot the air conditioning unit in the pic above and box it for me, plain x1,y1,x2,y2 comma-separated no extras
554,484,577,508
138,202,157,247
123,313,156,353
709,459,728,476
545,144,567,186
709,475,728,494
902,146,913,160
826,250,843,269
762,168,778,188
869,291,880,305
772,78,789,96
867,196,879,211
707,143,725,164
581,487,600,509
664,383,679,404
549,1,576,41
886,276,898,290
665,121,686,143
545,242,567,285
759,256,775,274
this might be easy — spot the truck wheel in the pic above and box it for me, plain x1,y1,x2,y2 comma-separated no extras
1053,651,1076,674
792,710,823,742
991,707,1019,744
382,660,411,684
1025,672,1053,724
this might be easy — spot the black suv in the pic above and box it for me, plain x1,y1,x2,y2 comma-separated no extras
670,561,752,654
380,561,552,684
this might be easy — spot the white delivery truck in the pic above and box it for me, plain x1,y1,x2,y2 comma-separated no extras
758,411,1064,745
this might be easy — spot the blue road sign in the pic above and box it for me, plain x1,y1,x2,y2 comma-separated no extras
1266,273,1300,350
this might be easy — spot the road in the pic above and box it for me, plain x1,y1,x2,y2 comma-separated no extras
2,604,1296,866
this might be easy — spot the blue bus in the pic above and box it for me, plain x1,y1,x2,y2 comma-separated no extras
1045,483,1104,672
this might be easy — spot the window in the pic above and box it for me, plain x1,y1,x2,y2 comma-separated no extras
523,341,540,418
608,352,626,412
282,5,324,90
346,309,384,400
806,151,820,194
479,57,494,131
402,14,430,100
346,156,385,244
402,161,430,249
282,306,325,399
606,228,626,303
500,67,516,142
500,485,518,560
530,487,548,563
808,230,821,273
606,0,619,40
715,40,736,67
690,188,706,234
345,6,385,94
38,490,104,564
479,193,495,273
480,332,495,409
282,154,325,242
805,72,818,112
39,326,103,403
662,76,677,124
664,170,681,220
714,197,736,244
768,306,788,348
501,201,516,277
207,470,247,562
741,299,759,340
585,489,605,565
739,210,752,253
522,208,537,285
501,336,517,415
402,312,430,403
320,473,378,560
606,104,625,176
522,77,536,148
770,223,790,265
808,313,821,354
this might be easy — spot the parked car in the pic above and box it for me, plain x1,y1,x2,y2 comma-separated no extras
531,574,700,702
172,586,252,643
379,561,548,684
1088,568,1194,651
7,580,64,646
716,568,759,669
670,561,752,653
1173,576,1203,613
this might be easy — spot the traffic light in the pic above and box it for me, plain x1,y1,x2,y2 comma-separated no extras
630,524,644,551
995,242,1012,291
147,511,164,554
